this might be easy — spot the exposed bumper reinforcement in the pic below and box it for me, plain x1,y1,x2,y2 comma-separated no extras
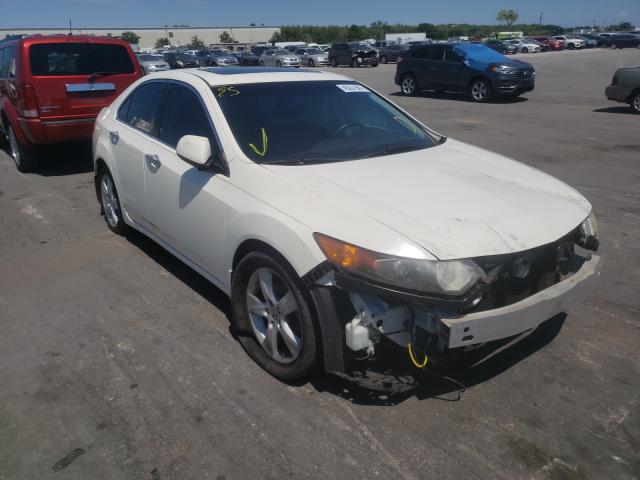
440,255,603,348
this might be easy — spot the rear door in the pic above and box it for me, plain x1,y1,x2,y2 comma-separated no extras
412,45,443,89
111,80,168,225
26,40,142,122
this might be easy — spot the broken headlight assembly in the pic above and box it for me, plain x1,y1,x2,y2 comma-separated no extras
577,212,599,251
313,233,486,296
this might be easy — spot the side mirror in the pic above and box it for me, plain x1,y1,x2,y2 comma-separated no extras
176,135,211,168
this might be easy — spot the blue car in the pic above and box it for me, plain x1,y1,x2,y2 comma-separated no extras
395,42,535,102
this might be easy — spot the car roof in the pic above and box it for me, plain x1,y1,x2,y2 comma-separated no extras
146,67,353,86
1,34,130,46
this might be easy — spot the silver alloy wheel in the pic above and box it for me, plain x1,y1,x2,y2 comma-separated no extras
100,174,120,228
471,80,488,101
633,94,640,113
8,127,21,167
401,76,415,95
246,268,302,364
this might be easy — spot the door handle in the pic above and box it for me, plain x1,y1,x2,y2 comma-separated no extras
145,154,161,169
109,131,119,145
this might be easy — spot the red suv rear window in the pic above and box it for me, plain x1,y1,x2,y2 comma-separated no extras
29,43,134,76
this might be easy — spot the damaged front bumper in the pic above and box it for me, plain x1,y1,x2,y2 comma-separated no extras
305,253,602,375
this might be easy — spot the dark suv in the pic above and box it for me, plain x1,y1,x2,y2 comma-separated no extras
395,42,535,102
372,42,406,64
0,34,142,172
328,42,378,68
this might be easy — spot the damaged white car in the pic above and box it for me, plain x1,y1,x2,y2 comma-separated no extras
93,67,602,381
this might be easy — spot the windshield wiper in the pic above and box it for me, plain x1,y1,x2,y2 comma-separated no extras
365,144,421,158
88,71,119,83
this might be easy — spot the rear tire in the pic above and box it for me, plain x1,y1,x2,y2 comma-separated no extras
380,55,387,64
276,60,282,67
522,47,528,53
568,43,575,50
259,60,265,66
98,168,126,235
330,57,337,67
400,73,417,96
309,59,315,67
231,251,320,381
7,126,38,173
351,58,359,68
469,78,492,102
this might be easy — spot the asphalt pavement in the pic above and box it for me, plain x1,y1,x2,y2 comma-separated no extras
0,48,638,480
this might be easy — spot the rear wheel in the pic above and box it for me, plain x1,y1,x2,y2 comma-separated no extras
400,73,417,95
469,78,491,102
98,168,126,235
330,57,337,67
380,55,387,64
309,59,315,67
631,91,640,114
522,47,528,53
259,60,265,67
7,126,37,173
231,251,320,381
351,58,359,68
276,60,282,67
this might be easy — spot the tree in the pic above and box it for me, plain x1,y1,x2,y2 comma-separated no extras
219,31,235,43
121,31,140,44
155,37,169,48
189,35,205,48
496,9,519,27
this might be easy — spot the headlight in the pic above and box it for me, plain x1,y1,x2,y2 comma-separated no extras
577,212,599,251
313,233,485,296
490,65,514,74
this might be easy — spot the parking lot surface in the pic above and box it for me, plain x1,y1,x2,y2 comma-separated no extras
1,48,638,480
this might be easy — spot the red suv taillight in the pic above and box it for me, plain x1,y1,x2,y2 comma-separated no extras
20,84,39,118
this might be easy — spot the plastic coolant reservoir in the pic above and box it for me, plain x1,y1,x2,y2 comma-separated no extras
345,320,370,351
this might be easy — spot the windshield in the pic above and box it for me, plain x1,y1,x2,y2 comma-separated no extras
29,43,134,76
215,81,437,164
349,42,373,51
138,55,156,62
455,43,509,62
211,49,232,56
274,49,290,55
305,48,322,54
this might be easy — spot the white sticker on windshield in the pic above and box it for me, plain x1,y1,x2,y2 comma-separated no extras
337,84,369,93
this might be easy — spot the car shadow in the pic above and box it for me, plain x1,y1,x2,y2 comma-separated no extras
308,314,566,405
32,141,94,177
389,90,529,104
123,227,232,317
593,106,635,115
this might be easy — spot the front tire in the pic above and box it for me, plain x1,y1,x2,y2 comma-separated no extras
276,60,282,67
309,59,315,67
522,47,528,53
380,55,387,64
351,58,359,68
469,78,491,102
259,60,265,67
98,168,126,235
231,251,319,381
7,126,38,173
400,73,417,95
631,91,640,114
568,43,575,50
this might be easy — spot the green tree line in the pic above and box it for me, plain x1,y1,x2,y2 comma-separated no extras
270,22,581,44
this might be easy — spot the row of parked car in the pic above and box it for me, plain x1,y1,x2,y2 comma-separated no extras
484,33,640,54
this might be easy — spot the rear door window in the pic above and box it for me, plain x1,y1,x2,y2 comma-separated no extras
29,43,134,76
123,81,167,134
1,46,16,78
158,84,214,148
426,45,444,61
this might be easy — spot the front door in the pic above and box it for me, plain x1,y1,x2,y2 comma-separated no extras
143,82,229,284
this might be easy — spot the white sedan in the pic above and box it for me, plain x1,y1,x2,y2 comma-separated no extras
505,39,541,53
93,67,602,381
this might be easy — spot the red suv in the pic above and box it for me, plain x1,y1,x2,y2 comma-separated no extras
0,34,143,172
530,35,564,51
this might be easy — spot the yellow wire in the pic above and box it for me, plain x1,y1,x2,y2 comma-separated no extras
408,342,429,368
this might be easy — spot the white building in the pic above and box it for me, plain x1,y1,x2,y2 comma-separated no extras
0,26,280,49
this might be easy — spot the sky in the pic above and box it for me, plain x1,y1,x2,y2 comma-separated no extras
0,0,638,29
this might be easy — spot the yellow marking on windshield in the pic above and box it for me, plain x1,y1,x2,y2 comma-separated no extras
217,86,240,97
393,116,417,135
249,128,268,157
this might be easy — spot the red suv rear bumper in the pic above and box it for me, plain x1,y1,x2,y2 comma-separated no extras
18,116,96,145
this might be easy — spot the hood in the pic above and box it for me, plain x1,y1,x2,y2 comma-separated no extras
250,139,590,260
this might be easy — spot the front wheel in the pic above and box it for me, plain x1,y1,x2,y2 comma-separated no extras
400,73,417,95
522,47,528,53
7,125,38,173
469,78,491,102
276,60,282,67
631,91,640,114
351,58,359,68
568,43,575,50
380,55,387,64
330,57,337,67
231,251,320,381
98,168,126,235
259,60,265,67
309,59,315,67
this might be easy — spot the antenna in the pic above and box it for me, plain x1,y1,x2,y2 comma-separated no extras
68,19,72,35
